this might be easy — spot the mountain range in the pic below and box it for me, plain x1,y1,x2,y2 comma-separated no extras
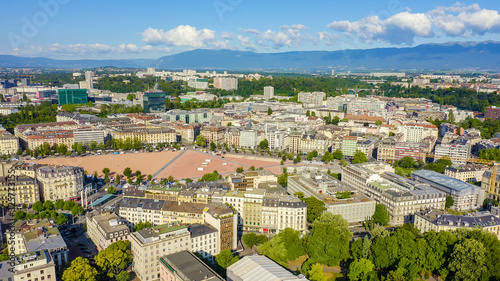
1,41,500,71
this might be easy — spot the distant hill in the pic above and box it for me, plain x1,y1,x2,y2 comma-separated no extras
1,41,500,71
155,41,500,71
0,55,155,69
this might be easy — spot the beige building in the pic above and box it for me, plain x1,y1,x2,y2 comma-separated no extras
36,166,84,201
161,201,205,225
415,209,500,239
86,213,130,251
341,162,394,194
200,126,225,144
0,174,39,207
445,166,487,183
377,138,396,162
0,128,19,155
228,170,277,191
112,127,177,145
366,173,446,225
130,224,190,281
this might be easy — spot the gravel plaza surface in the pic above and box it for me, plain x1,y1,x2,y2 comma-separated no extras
28,149,294,180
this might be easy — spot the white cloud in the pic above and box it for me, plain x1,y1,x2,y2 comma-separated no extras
317,32,340,46
237,35,256,51
239,24,312,49
142,25,216,48
11,43,171,57
327,3,500,45
221,32,234,39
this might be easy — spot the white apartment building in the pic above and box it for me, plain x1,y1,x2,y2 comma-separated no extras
434,139,471,166
266,131,285,150
445,166,487,183
240,130,258,148
287,172,376,223
130,224,190,281
298,92,325,107
188,224,219,261
341,162,394,194
263,86,274,100
397,123,438,143
119,198,164,226
36,166,84,201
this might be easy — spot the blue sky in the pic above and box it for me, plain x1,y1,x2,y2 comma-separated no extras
1,0,500,59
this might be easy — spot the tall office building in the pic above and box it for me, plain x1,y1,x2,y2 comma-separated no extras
84,71,94,89
57,89,88,105
143,87,166,113
263,86,274,100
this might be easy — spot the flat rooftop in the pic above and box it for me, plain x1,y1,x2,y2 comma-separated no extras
412,169,479,191
160,251,223,281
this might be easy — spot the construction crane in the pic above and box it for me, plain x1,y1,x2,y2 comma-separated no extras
20,75,35,84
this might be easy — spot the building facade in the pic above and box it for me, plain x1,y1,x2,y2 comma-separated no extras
36,166,84,201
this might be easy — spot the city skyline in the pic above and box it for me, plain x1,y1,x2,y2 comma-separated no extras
1,0,500,60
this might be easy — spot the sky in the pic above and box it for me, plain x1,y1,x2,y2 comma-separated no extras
1,0,500,60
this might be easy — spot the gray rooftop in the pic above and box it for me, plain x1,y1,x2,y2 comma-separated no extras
412,169,480,192
188,224,218,238
120,197,165,210
160,251,223,281
228,255,308,281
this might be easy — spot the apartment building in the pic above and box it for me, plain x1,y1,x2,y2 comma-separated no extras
73,128,105,145
287,172,375,223
434,139,471,166
200,126,225,144
341,162,394,194
300,132,329,154
397,123,438,143
213,77,238,91
188,224,219,261
204,203,238,251
395,141,426,161
366,172,446,224
297,92,325,107
161,201,205,225
266,130,285,151
8,219,68,268
412,170,485,210
162,109,212,124
481,170,500,202
377,138,396,162
86,213,130,251
36,166,83,201
240,129,258,148
342,136,358,157
0,250,56,281
119,198,164,226
445,166,487,183
111,127,176,145
286,131,302,154
169,122,201,143
224,129,240,148
130,224,191,281
227,170,277,191
159,251,223,281
0,127,19,155
415,209,500,239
